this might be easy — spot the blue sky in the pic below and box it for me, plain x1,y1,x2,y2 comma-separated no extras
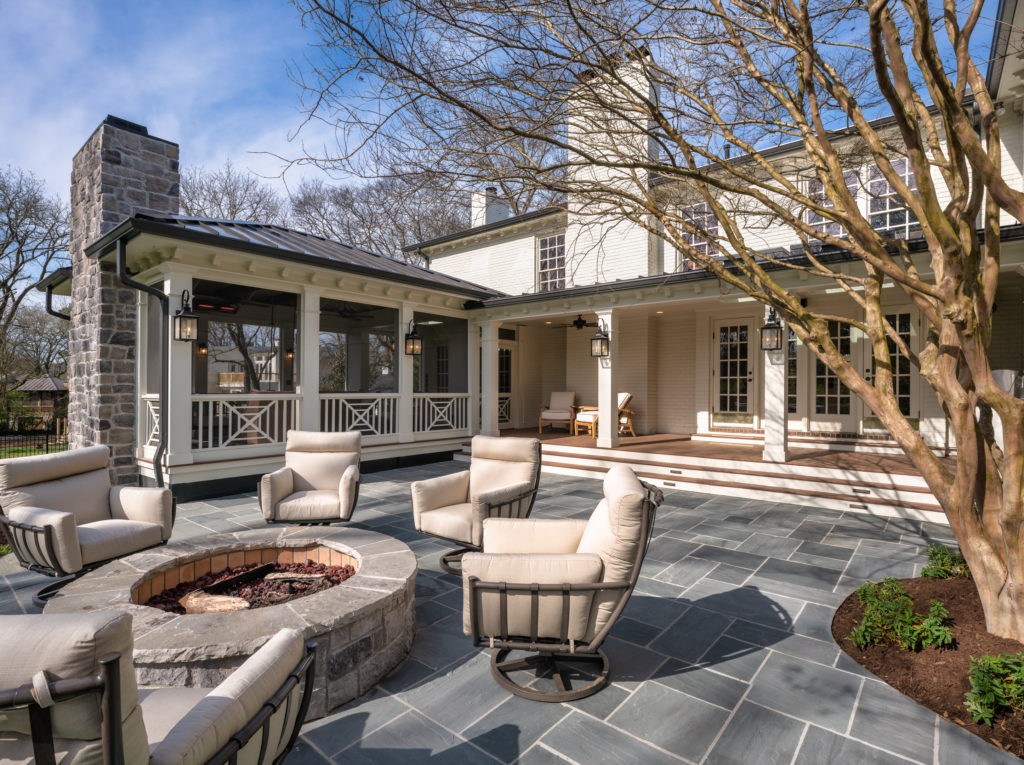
0,1,333,204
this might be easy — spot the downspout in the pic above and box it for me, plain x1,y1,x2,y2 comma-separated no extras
44,285,70,322
115,238,168,488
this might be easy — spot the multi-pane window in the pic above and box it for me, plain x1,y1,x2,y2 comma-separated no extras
807,171,858,239
538,234,565,292
869,160,921,239
815,321,852,415
498,348,512,394
718,324,750,413
877,312,912,416
436,345,449,393
787,328,799,414
678,203,718,270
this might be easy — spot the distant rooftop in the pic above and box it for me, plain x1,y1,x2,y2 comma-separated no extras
405,206,566,252
16,375,67,393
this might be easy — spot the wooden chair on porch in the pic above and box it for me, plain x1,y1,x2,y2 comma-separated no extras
573,392,636,437
538,391,577,433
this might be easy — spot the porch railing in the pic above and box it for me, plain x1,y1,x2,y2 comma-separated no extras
413,393,470,433
141,394,160,447
192,394,299,450
319,393,399,437
498,395,511,425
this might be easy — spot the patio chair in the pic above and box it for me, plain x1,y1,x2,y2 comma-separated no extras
412,435,541,574
573,392,636,437
0,446,173,603
259,429,361,524
462,464,663,701
0,611,315,765
538,391,576,433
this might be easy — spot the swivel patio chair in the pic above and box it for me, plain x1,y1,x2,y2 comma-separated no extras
0,446,173,603
573,392,636,437
462,464,663,701
538,391,576,433
0,611,315,765
259,429,361,524
412,435,541,574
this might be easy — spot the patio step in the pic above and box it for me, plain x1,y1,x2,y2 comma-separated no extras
691,430,911,455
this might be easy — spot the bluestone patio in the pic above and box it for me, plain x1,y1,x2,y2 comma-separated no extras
0,463,1014,764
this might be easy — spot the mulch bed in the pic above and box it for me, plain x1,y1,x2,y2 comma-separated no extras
833,576,1024,758
147,559,355,614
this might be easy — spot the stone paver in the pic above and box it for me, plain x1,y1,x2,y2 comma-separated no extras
0,461,1011,764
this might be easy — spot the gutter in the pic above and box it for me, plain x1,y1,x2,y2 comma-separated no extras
115,237,168,488
36,267,72,321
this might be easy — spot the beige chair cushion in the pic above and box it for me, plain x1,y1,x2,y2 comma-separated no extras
0,612,148,764
468,435,540,498
0,733,103,765
617,392,632,409
0,468,112,527
285,430,361,493
274,490,341,522
539,409,572,421
5,505,83,573
547,392,575,411
148,629,304,765
259,466,294,520
77,520,164,566
576,465,647,638
574,410,598,424
109,486,173,540
411,470,470,523
462,553,603,641
139,687,211,752
417,503,474,545
481,518,589,554
0,446,109,491
339,464,359,521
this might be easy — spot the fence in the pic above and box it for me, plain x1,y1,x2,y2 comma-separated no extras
0,432,70,460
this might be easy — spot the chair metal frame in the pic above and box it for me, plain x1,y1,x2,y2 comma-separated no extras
465,480,662,702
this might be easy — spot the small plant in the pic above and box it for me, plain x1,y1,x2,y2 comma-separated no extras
849,577,954,651
965,652,1024,725
921,544,971,579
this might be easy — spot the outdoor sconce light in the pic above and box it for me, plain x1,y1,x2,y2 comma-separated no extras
196,342,208,356
404,320,423,356
285,348,294,360
760,307,783,351
590,320,610,358
173,290,199,342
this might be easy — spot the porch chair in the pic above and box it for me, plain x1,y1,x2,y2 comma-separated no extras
259,429,361,524
0,446,173,603
0,611,316,765
538,391,576,433
412,435,541,574
573,392,637,437
462,464,663,702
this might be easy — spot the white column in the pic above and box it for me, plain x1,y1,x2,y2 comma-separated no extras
468,321,481,434
480,321,501,436
164,268,194,466
596,309,620,449
762,310,789,462
398,303,416,442
298,286,321,430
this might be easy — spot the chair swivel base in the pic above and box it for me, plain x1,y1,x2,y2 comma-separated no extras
490,648,610,702
32,575,78,608
439,546,477,575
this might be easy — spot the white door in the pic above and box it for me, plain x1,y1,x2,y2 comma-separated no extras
811,319,861,432
712,321,758,426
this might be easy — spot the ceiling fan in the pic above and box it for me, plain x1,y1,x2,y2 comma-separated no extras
549,314,597,330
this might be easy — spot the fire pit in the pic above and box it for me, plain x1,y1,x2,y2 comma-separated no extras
43,527,417,719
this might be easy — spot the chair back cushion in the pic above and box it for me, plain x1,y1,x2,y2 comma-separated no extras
617,392,632,410
0,611,148,763
285,430,361,493
576,465,648,638
469,435,540,497
0,446,111,525
548,391,575,411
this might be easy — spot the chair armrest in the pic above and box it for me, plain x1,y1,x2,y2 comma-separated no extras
5,505,83,574
411,470,470,527
576,405,598,412
481,518,589,554
259,466,294,521
110,486,173,540
338,464,360,521
462,553,604,641
471,480,535,517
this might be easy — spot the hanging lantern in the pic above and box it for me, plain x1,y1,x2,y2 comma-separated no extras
590,321,610,358
760,308,783,351
404,320,423,356
174,290,199,342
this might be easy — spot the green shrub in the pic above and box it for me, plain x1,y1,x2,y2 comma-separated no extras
921,544,970,580
849,577,954,651
965,652,1024,725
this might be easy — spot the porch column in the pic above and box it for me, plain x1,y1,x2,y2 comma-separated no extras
480,320,501,436
468,321,481,434
398,302,415,442
164,267,194,466
762,310,789,462
298,286,321,431
596,309,620,449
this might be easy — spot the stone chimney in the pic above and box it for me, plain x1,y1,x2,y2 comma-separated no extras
68,116,179,484
470,186,512,227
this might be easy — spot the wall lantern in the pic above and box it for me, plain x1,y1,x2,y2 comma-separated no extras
196,342,208,356
173,290,199,342
404,320,423,356
760,307,783,351
285,348,294,360
590,320,610,358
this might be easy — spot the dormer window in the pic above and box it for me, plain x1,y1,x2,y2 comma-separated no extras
807,171,858,238
678,203,718,270
869,159,920,239
538,234,566,292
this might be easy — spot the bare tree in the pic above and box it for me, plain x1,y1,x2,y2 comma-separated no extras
180,160,289,224
0,167,68,421
295,0,1024,638
4,304,70,378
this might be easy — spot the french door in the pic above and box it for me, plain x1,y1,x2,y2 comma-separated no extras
712,321,757,426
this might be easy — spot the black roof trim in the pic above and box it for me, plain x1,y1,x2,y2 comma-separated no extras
404,206,566,252
34,266,73,292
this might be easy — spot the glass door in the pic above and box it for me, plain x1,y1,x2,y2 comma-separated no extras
713,321,757,426
812,320,860,431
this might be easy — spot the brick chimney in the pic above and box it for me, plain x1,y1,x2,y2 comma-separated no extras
470,186,512,227
68,116,179,484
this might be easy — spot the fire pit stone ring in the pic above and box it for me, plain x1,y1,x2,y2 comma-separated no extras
43,526,417,719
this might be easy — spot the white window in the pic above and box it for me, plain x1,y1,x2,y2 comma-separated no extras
538,234,565,292
807,171,858,239
869,159,920,239
678,203,718,270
